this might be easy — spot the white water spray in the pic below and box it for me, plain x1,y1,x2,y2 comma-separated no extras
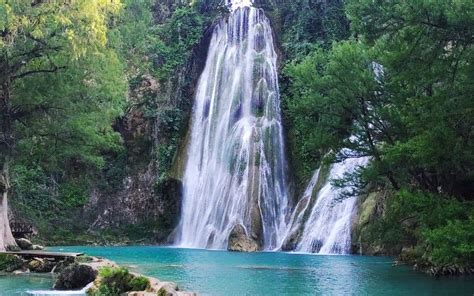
175,0,290,250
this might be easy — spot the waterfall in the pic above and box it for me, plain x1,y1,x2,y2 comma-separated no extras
175,0,290,250
296,156,368,254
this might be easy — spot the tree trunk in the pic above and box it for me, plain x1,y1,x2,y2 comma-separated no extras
0,77,18,251
0,161,17,251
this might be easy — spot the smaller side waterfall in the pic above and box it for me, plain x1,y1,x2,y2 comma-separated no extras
296,156,368,254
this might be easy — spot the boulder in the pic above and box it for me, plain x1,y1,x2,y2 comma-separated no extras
227,224,259,252
32,244,44,250
28,258,55,273
15,238,33,250
54,263,97,290
28,259,42,271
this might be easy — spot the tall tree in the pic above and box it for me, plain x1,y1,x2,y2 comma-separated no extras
0,0,123,250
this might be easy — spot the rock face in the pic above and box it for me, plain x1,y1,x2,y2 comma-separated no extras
227,224,259,252
281,228,301,251
54,263,97,290
351,190,403,256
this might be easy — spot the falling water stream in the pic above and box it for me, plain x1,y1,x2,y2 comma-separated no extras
175,0,290,250
296,156,369,254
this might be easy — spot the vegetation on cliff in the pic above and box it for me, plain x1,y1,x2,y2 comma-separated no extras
0,0,223,247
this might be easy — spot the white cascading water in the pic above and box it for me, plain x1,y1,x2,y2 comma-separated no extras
175,0,290,250
296,156,368,254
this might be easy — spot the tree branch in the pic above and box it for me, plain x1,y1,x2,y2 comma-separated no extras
12,66,65,81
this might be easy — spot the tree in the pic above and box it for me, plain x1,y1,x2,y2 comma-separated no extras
285,0,474,265
0,0,123,251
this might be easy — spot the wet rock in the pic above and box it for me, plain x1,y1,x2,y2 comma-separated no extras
32,244,44,250
28,258,55,273
54,263,97,290
227,224,259,252
28,259,42,271
15,238,33,250
54,258,75,274
280,228,301,251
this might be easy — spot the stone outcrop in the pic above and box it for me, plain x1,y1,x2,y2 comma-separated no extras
227,224,259,252
28,258,55,273
54,263,97,290
15,238,33,250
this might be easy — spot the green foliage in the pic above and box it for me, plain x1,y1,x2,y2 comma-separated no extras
424,217,474,265
368,190,474,265
129,275,151,291
157,288,168,296
93,267,150,295
277,0,350,60
284,0,474,267
286,0,474,194
89,284,120,296
155,108,186,189
154,7,206,80
0,254,22,272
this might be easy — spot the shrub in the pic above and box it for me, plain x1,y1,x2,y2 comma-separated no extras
129,275,151,291
90,267,151,295
0,254,23,272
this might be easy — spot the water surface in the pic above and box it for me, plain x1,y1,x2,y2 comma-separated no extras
0,273,53,295
47,246,473,296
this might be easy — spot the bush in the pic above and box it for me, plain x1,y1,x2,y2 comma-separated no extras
424,216,474,265
368,190,474,268
0,254,23,272
129,275,151,291
90,267,151,295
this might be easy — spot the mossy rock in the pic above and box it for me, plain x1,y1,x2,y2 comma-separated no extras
75,256,94,263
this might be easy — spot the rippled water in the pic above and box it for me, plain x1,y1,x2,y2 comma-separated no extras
0,274,53,295
36,246,474,296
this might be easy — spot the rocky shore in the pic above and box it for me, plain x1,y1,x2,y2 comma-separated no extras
0,239,196,295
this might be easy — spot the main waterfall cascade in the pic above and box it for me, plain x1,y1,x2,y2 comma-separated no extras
175,0,367,254
294,156,369,254
175,0,290,250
